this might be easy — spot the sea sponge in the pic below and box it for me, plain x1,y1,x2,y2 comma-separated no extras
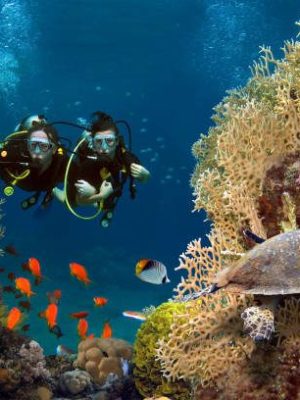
133,302,191,399
74,337,132,385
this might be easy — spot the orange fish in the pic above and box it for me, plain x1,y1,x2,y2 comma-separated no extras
47,289,62,304
27,257,43,285
15,277,35,297
6,307,22,330
77,318,88,339
93,297,108,307
70,311,89,319
101,321,112,339
69,262,91,285
39,303,58,329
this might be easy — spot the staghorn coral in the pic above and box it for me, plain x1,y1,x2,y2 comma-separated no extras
133,302,191,400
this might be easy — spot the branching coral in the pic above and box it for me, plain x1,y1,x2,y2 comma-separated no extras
157,230,254,388
192,31,300,243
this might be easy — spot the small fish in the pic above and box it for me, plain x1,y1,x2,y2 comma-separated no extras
122,310,147,322
14,293,23,299
101,321,112,339
93,297,108,307
39,303,58,328
135,259,170,285
15,277,35,297
47,289,62,304
7,272,16,281
56,344,75,357
26,257,43,285
69,262,91,285
21,324,30,332
6,307,22,330
50,324,63,339
18,300,31,311
70,311,89,319
0,267,5,273
4,245,19,256
77,318,88,340
3,285,15,293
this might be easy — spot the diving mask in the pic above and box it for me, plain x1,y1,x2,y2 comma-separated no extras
27,137,54,153
93,133,117,152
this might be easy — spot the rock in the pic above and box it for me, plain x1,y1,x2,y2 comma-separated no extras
58,368,91,395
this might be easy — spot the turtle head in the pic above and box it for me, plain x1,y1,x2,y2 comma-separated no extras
214,267,232,289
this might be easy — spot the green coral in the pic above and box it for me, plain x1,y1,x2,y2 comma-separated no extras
133,302,191,400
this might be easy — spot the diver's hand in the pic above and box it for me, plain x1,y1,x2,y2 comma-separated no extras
99,180,114,199
75,180,97,197
130,163,150,182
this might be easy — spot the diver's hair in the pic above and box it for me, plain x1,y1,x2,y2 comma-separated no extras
27,124,60,145
90,111,119,137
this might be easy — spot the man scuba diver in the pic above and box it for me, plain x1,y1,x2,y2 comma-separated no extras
53,111,150,227
0,116,69,209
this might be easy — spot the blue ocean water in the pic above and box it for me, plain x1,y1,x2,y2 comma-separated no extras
0,0,299,355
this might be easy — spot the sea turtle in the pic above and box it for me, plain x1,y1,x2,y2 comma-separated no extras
182,229,300,342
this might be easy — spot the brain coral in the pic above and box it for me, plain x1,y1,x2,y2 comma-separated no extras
133,302,191,399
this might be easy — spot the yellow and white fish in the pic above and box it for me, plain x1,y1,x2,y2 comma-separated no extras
135,259,170,285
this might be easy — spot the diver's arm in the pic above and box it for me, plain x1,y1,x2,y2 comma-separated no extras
75,180,113,205
130,163,150,182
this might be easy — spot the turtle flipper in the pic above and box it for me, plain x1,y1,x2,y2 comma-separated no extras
241,306,275,341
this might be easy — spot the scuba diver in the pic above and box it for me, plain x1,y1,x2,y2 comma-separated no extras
0,116,69,209
53,111,150,227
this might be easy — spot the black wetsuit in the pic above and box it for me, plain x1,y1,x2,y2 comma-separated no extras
0,132,69,205
67,144,140,209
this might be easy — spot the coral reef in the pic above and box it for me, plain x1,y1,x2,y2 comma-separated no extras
133,302,191,399
153,23,300,400
0,325,141,400
74,337,132,385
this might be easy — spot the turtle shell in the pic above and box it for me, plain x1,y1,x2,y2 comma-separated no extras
221,230,300,295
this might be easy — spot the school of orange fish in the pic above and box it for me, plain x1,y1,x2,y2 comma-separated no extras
2,252,112,341
1,244,170,346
